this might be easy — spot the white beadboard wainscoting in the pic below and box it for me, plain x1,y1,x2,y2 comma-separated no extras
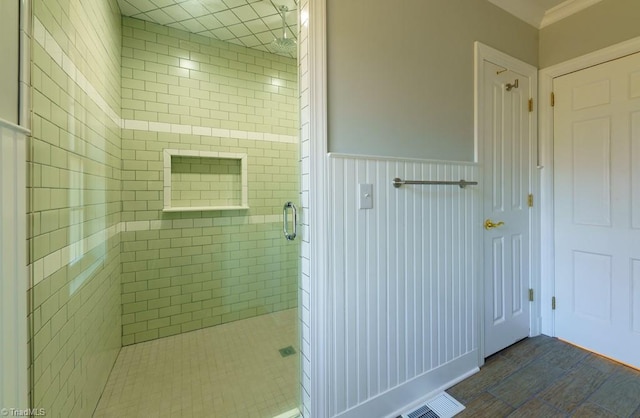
0,119,29,411
327,153,481,418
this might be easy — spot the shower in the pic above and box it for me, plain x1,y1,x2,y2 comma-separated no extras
272,5,297,54
26,0,302,416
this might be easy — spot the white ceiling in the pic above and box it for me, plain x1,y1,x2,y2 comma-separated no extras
117,0,298,57
117,0,601,59
488,0,603,28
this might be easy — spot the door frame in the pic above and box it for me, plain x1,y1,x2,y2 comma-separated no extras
474,42,540,363
538,35,640,337
306,0,331,416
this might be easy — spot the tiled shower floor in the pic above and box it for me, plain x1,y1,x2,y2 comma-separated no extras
94,309,299,418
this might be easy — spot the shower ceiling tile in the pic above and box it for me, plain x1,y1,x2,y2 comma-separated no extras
197,14,224,30
244,18,269,34
227,23,251,37
261,14,283,31
129,0,158,13
210,27,235,41
163,4,193,21
119,0,144,15
150,0,177,8
181,0,210,17
223,0,256,8
144,8,175,25
201,0,226,9
232,4,259,21
117,0,298,58
238,34,261,48
214,10,241,26
249,2,276,16
254,30,275,44
181,18,207,32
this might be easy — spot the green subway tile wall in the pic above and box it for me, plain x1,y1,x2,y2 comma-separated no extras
29,0,122,416
120,17,299,346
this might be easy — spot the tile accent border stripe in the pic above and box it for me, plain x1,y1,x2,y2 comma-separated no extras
31,222,122,287
122,214,282,232
30,214,283,287
32,17,121,128
30,17,297,286
123,120,297,144
33,17,297,145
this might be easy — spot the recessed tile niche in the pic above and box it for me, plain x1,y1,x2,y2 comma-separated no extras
163,149,248,212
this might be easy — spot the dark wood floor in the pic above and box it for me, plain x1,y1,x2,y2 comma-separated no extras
446,336,640,417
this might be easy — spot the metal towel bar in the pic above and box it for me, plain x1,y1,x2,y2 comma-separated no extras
392,177,478,189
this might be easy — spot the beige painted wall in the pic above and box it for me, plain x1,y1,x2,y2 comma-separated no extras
0,0,19,123
327,0,538,161
540,0,640,68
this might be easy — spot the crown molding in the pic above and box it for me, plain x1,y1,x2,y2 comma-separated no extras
540,0,603,28
488,0,545,27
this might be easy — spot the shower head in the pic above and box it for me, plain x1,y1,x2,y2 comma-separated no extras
272,37,296,54
271,5,296,54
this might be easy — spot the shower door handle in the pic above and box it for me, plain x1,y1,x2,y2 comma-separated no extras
283,201,297,241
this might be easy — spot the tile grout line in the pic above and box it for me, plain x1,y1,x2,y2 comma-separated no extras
94,309,299,417
30,16,296,289
31,213,284,288
33,16,297,144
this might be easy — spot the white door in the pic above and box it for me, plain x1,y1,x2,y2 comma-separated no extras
479,49,536,357
554,52,640,368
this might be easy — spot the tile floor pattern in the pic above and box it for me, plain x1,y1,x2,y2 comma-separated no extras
94,309,299,418
447,336,640,417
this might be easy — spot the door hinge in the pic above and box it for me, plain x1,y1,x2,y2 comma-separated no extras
528,288,534,302
528,194,534,207
551,92,555,107
552,296,556,310
528,98,533,112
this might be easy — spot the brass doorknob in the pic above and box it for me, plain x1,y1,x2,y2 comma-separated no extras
484,219,505,230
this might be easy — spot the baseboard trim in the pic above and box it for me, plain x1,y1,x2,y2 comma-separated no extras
333,350,479,418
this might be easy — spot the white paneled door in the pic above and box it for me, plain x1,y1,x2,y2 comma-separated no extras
554,52,640,368
479,45,536,357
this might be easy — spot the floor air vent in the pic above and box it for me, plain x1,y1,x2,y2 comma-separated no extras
405,404,438,418
401,393,465,418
